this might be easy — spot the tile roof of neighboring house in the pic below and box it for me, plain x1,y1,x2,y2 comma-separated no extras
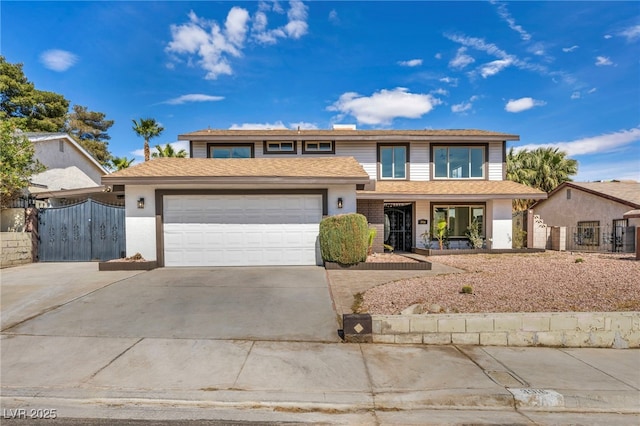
179,128,519,141
102,157,370,184
358,180,547,200
542,181,640,208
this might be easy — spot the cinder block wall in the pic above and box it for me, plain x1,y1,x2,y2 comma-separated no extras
357,200,385,253
1,232,33,268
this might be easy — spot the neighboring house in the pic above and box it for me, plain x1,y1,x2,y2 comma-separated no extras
102,126,546,267
24,133,121,206
531,181,640,252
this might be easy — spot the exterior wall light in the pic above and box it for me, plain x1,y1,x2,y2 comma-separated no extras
137,197,145,209
337,198,343,209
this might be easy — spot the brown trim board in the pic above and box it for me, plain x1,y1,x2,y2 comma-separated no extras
154,188,329,267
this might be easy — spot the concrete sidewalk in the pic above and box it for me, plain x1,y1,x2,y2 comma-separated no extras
2,334,639,423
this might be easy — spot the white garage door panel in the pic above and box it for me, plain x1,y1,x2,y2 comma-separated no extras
163,195,322,266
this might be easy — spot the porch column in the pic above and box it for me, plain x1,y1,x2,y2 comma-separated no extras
357,199,384,253
489,199,513,249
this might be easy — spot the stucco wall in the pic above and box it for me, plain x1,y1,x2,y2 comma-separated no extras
534,187,633,228
32,137,104,189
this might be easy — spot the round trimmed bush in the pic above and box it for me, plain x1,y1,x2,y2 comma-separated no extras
319,213,369,265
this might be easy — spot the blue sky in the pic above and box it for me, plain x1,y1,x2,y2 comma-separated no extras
2,1,639,181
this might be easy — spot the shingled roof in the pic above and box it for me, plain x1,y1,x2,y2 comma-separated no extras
179,128,519,141
102,157,370,184
358,180,547,200
542,181,640,208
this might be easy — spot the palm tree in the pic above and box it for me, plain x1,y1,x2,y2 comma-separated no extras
151,143,187,158
132,118,164,161
507,146,578,211
109,156,135,171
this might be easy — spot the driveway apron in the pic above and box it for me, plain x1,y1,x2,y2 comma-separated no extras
4,266,340,342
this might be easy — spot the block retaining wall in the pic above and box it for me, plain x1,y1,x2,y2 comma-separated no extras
0,232,33,268
344,311,639,348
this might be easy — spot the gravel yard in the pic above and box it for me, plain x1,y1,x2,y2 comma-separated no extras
360,251,640,314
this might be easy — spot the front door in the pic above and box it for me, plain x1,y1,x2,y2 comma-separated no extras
384,203,413,251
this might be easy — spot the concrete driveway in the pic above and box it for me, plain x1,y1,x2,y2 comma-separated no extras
2,264,340,342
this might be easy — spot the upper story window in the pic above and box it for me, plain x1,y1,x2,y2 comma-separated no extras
302,141,335,154
263,141,297,154
59,140,64,152
378,144,408,180
208,143,254,158
434,146,485,179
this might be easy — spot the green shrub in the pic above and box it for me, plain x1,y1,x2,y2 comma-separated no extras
319,213,369,265
460,285,473,294
367,227,377,255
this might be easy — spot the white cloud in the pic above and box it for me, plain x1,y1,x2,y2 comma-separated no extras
439,76,458,86
289,121,318,130
253,0,308,44
229,121,317,130
39,49,78,71
328,9,339,24
595,56,614,66
398,59,423,67
575,160,640,182
479,59,513,78
619,25,640,41
167,1,308,79
504,97,546,113
434,53,442,60
492,1,531,41
604,34,613,39
445,33,554,79
516,127,640,157
163,94,225,105
229,121,288,130
432,88,449,96
327,87,441,125
449,47,475,69
570,91,580,100
588,87,597,94
451,102,472,114
562,45,579,53
451,95,479,114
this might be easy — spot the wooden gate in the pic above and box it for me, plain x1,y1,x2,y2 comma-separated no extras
38,199,125,262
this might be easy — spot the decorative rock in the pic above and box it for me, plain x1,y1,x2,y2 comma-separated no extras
401,304,424,315
428,304,442,313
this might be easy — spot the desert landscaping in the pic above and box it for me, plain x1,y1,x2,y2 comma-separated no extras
360,251,640,315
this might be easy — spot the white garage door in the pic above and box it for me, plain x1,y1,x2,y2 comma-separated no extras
163,194,323,266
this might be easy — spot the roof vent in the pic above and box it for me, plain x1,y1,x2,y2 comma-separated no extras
332,124,357,130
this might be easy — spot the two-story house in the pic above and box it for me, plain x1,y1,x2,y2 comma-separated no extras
102,126,546,267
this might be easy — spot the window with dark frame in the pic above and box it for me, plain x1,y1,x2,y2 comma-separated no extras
263,141,297,154
302,140,335,154
208,143,254,158
432,205,485,238
576,220,600,246
379,145,408,179
433,146,485,179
